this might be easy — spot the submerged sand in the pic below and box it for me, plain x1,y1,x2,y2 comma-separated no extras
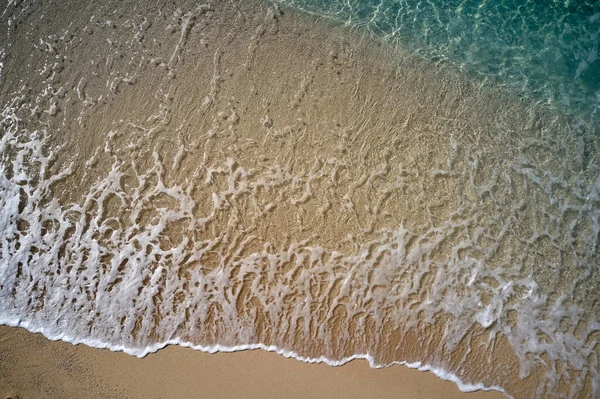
0,0,598,397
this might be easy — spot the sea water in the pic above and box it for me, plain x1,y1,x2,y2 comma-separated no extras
282,0,600,126
0,0,599,397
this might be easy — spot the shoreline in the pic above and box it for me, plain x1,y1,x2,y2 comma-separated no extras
0,322,508,396
0,325,506,398
0,0,598,397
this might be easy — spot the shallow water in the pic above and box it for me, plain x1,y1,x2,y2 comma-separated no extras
281,0,600,126
0,0,599,397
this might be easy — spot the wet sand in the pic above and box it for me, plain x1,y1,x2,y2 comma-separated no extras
0,326,506,399
0,0,598,397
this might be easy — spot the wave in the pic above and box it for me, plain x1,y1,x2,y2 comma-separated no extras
1,0,599,397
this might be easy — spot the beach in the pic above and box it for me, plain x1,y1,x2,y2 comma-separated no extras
0,0,598,397
1,325,507,398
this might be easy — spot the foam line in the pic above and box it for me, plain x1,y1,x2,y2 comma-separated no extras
0,318,510,398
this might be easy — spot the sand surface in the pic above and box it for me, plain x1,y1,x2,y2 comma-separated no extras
0,326,506,399
0,0,598,397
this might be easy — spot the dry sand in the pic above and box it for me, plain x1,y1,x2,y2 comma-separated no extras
0,326,506,399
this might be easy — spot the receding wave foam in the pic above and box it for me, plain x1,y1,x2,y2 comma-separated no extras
1,0,599,397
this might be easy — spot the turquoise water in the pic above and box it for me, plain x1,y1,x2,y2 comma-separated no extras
280,0,600,126
1,0,599,397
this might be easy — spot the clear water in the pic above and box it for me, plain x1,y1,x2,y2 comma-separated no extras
280,0,600,127
0,0,599,398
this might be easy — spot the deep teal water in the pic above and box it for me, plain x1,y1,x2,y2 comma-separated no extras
280,0,600,126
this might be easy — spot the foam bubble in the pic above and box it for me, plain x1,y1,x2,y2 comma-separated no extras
0,1,599,397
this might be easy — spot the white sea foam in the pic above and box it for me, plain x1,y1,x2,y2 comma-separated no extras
0,105,597,397
1,318,510,397
0,0,599,397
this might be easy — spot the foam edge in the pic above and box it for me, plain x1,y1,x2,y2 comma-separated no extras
1,317,511,398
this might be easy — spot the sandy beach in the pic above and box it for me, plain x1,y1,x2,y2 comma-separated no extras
0,326,506,398
0,0,598,397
